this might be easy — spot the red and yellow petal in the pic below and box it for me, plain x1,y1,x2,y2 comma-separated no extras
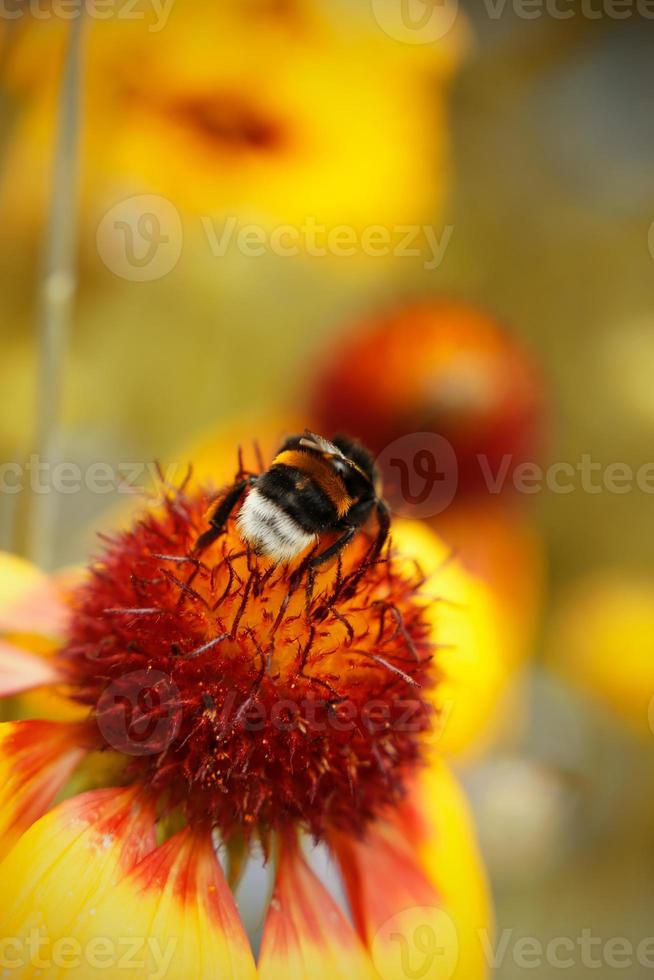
395,758,493,980
332,762,491,980
259,835,377,980
0,551,69,637
332,821,463,980
0,786,157,975
0,720,85,861
59,827,257,979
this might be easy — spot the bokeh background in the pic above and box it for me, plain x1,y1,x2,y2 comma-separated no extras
1,1,654,976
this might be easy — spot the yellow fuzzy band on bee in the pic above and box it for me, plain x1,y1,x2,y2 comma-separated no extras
272,449,354,517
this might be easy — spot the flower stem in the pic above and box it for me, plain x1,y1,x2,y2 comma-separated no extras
27,11,85,569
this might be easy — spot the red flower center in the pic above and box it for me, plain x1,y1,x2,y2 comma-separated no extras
60,482,435,842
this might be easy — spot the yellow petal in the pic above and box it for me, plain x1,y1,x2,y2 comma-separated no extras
0,551,68,637
332,819,466,980
59,827,257,980
259,835,377,980
0,720,85,861
0,639,61,698
12,682,90,724
0,787,157,977
396,758,493,980
432,500,544,667
392,519,511,758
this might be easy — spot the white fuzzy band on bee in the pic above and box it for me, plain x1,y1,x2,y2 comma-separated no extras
236,488,315,562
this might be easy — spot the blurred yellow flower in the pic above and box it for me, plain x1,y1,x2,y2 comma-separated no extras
2,0,466,245
547,571,654,737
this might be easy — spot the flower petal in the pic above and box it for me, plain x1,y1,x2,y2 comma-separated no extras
393,519,510,759
0,787,157,974
395,758,493,980
0,639,61,698
259,836,377,980
54,826,257,980
332,818,473,980
0,720,85,861
0,551,69,637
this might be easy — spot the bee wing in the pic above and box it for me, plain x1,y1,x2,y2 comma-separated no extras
299,430,347,460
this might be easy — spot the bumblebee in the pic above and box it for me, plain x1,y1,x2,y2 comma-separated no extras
196,431,390,567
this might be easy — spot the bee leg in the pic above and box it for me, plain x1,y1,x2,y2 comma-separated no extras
299,526,357,613
305,564,316,617
372,498,391,558
309,526,358,570
194,476,256,552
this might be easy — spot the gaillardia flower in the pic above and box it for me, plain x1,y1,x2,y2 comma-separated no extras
0,472,491,978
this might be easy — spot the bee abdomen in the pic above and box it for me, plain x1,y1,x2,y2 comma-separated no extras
236,487,316,561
